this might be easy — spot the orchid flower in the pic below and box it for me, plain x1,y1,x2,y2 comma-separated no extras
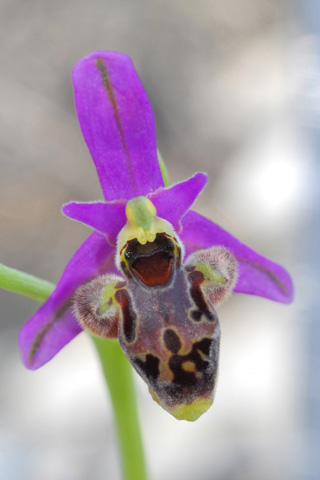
18,51,293,422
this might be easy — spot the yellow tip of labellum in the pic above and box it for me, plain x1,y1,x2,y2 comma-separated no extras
170,397,213,421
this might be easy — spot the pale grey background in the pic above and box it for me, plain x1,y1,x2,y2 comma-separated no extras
0,0,317,479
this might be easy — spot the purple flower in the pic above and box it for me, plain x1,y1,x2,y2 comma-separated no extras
19,51,293,420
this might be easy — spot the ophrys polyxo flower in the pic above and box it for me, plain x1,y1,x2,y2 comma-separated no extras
19,51,293,421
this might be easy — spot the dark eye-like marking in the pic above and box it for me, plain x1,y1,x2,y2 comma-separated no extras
134,354,160,384
196,337,212,356
163,329,181,354
169,356,197,386
188,271,215,322
168,338,213,386
115,289,136,343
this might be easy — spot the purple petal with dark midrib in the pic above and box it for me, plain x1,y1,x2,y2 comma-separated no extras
19,232,118,369
149,172,207,232
72,51,163,201
180,211,294,304
62,200,127,244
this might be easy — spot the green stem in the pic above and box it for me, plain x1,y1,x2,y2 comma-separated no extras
0,264,55,302
0,263,147,480
93,337,147,480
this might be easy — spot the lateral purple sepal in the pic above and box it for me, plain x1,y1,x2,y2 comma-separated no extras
180,211,294,304
19,232,118,369
72,51,163,201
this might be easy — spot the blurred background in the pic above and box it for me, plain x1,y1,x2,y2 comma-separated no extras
0,0,318,479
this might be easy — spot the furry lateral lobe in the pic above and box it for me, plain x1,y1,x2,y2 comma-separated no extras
73,274,126,338
184,246,238,305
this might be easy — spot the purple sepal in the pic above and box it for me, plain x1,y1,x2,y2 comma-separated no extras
180,211,294,304
19,232,117,369
72,51,163,201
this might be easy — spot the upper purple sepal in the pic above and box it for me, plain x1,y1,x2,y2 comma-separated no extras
72,51,163,201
